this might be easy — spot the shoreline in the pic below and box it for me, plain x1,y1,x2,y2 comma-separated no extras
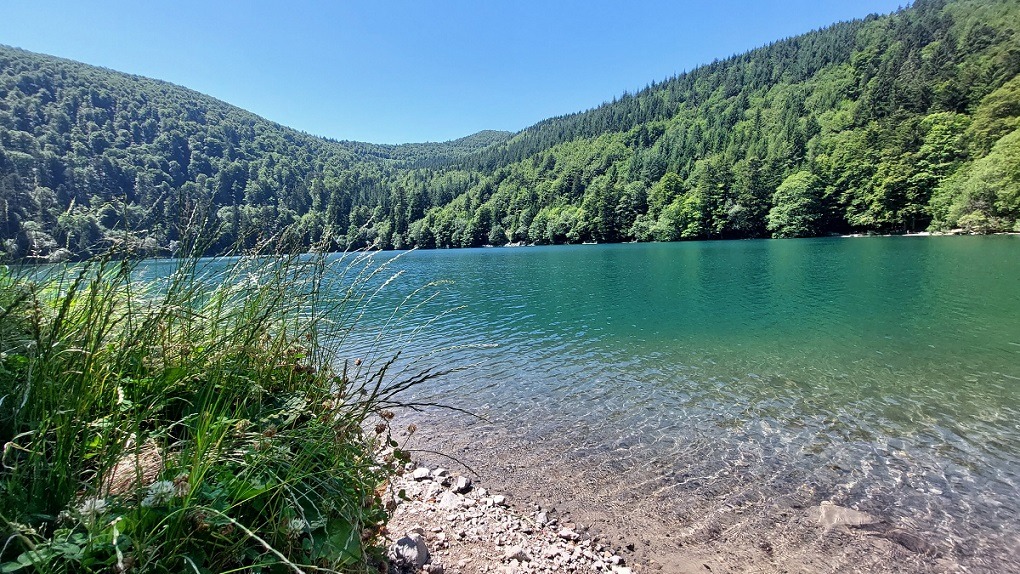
386,464,636,574
385,413,974,574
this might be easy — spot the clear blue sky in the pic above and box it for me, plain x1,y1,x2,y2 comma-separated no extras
1,1,907,144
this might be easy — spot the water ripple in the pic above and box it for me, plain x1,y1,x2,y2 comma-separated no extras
326,238,1020,571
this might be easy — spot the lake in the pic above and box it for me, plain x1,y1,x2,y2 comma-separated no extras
126,236,1019,569
334,236,1019,570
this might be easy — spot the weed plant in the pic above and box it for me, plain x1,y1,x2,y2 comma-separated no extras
0,241,448,573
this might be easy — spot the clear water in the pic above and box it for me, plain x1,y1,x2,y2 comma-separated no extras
336,236,1020,567
145,236,1020,567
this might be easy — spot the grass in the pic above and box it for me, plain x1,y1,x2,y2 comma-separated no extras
0,240,451,573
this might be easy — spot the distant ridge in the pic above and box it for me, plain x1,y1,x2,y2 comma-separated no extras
1,0,1018,259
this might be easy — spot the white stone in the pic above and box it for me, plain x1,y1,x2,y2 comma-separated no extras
558,528,580,541
817,501,878,532
503,545,533,563
438,491,461,509
542,546,562,559
454,475,473,493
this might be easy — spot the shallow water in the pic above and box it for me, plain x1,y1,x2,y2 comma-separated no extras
229,237,1020,568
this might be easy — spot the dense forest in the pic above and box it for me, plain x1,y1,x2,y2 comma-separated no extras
2,0,1019,260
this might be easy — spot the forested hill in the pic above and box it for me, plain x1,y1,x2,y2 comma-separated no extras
342,131,512,168
0,46,506,258
3,0,1020,260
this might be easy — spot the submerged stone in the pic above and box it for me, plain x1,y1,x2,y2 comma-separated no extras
816,501,878,532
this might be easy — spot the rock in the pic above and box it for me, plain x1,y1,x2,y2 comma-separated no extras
412,467,432,481
542,546,563,559
611,567,632,574
817,501,879,532
432,468,450,480
423,564,445,574
438,491,461,509
388,532,431,570
454,475,473,493
503,546,532,562
882,528,942,557
558,528,581,541
492,494,507,506
610,555,624,565
535,511,549,525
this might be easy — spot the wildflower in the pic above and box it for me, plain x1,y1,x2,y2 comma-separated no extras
285,517,307,538
77,497,108,520
141,480,176,507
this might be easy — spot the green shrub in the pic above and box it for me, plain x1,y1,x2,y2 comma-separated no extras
0,244,442,573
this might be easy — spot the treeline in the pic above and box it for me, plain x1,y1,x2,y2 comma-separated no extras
2,0,1019,260
0,49,504,259
373,0,1020,249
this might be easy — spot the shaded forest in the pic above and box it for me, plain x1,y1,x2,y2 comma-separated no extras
2,0,1019,260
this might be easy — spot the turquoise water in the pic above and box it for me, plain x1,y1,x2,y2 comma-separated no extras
132,236,1017,567
338,236,1019,567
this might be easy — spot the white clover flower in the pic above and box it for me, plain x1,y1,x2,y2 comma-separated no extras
77,497,108,520
141,480,176,507
285,518,307,537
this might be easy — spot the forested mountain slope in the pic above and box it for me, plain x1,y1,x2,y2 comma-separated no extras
396,0,1020,247
0,48,505,258
2,0,1019,259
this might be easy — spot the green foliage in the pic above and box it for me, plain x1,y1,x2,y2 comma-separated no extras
0,243,446,572
965,75,1020,154
768,170,824,237
3,0,1020,255
929,127,1020,232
